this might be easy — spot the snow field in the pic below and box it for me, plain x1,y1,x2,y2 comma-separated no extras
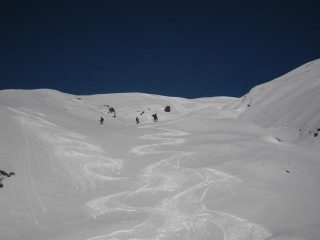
86,126,272,240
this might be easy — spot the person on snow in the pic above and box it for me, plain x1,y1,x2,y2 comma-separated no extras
0,170,14,177
100,117,104,125
152,113,158,122
108,107,116,118
0,170,15,189
136,117,140,124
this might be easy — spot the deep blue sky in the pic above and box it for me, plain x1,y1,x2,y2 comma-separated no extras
1,1,319,98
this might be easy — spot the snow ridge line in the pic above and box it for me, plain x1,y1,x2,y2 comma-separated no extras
86,126,272,240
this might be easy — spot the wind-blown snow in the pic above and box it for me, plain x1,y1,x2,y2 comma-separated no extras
0,60,320,240
228,59,320,143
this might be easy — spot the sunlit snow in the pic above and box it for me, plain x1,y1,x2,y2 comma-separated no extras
0,60,319,240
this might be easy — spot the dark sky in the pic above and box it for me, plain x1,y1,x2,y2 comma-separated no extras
1,0,319,98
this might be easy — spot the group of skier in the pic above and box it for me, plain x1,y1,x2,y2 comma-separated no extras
100,113,158,125
99,104,164,125
135,113,158,124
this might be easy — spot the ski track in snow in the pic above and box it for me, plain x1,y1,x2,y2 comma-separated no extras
21,118,47,225
86,125,272,240
8,107,125,193
7,107,272,239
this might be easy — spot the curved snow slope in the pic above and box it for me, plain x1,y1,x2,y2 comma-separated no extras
230,59,320,142
1,80,320,240
0,89,240,240
0,89,235,124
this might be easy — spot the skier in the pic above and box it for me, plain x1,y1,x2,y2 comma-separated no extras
100,117,104,125
108,107,116,118
152,113,158,122
0,170,15,189
136,117,140,124
0,170,14,178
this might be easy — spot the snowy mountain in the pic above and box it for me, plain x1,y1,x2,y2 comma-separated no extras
0,60,320,240
228,59,320,143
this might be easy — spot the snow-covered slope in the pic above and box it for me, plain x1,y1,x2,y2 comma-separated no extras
229,59,320,143
0,60,320,240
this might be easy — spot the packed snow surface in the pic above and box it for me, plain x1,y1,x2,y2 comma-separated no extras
0,60,320,240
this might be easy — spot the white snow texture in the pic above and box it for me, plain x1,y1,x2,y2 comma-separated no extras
0,59,319,240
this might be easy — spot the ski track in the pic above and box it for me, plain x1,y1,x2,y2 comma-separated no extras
86,125,272,240
7,107,272,239
9,107,125,194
